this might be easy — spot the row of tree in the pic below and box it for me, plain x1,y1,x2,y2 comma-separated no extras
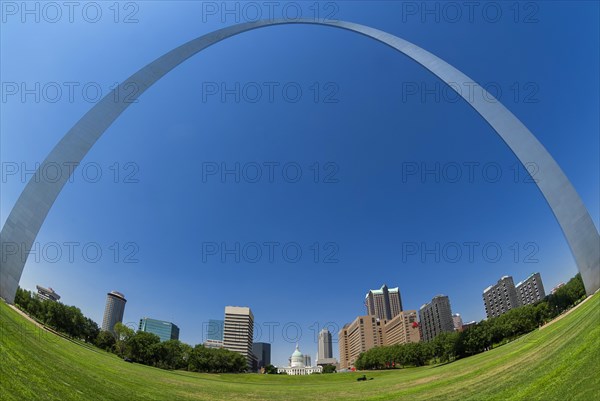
355,274,586,370
14,287,247,373
14,287,100,343
96,322,248,372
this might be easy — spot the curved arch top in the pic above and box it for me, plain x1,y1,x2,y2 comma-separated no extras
1,19,598,303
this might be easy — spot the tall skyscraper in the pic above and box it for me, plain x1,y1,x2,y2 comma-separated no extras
483,276,520,318
419,295,454,342
223,306,255,370
318,328,333,361
338,315,384,369
138,317,180,342
316,328,337,365
101,291,126,334
365,284,403,320
516,272,546,306
252,342,271,369
382,310,421,345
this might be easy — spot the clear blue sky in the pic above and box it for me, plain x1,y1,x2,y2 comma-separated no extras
1,1,598,366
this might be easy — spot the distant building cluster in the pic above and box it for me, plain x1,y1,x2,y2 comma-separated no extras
483,273,546,319
339,284,431,370
47,270,548,373
338,274,546,370
98,293,268,372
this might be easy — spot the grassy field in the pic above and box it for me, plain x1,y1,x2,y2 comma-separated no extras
1,294,599,401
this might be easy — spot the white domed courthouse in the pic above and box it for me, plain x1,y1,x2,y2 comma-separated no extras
277,345,323,375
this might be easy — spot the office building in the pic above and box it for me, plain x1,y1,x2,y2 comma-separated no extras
365,284,403,320
452,313,463,331
36,285,60,302
382,310,421,345
252,342,271,369
138,317,180,342
223,306,255,370
317,328,333,361
516,273,546,306
419,295,454,342
338,315,384,370
204,319,224,348
101,291,127,334
483,276,520,318
303,354,312,367
316,327,337,366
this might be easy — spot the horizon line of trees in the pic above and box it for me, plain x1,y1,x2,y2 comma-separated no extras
14,287,247,373
14,287,100,343
355,274,586,370
14,273,586,374
96,322,247,372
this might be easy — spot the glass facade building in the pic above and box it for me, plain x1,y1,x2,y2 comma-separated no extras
252,342,271,368
207,319,224,341
138,318,180,342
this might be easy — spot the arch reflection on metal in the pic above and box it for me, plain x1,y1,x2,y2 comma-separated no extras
1,19,598,304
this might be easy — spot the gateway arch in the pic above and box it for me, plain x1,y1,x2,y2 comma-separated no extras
1,19,598,304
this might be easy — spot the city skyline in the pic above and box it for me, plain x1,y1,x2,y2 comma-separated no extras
13,269,566,366
3,2,598,367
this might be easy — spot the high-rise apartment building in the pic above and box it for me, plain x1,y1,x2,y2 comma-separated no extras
223,306,255,370
382,310,421,345
318,328,333,360
252,342,271,369
138,317,180,342
516,272,546,306
338,315,384,369
36,285,60,302
419,295,454,342
483,276,520,318
365,284,403,320
101,291,126,334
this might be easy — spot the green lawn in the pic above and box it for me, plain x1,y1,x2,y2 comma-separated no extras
1,294,599,400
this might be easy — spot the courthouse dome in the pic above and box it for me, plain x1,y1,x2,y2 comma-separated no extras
290,344,305,368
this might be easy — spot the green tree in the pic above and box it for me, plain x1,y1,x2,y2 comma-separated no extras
95,330,116,351
188,345,247,373
113,323,135,357
127,331,160,364
82,317,100,343
151,340,191,370
322,364,336,373
263,364,278,374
